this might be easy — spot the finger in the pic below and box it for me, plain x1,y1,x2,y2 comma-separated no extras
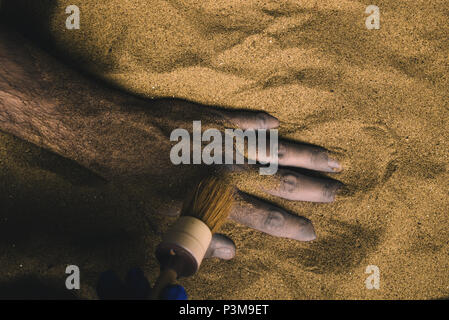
205,233,236,260
237,134,343,173
265,169,343,202
277,141,342,172
250,138,342,173
148,99,278,130
214,109,279,130
229,191,316,241
227,164,343,202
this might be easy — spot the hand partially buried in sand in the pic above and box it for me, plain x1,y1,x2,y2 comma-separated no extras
0,27,344,260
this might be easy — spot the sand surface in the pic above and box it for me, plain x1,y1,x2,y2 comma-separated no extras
0,0,448,299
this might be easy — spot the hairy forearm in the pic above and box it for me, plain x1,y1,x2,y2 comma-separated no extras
0,26,162,179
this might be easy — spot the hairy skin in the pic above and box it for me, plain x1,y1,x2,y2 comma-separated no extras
0,26,344,252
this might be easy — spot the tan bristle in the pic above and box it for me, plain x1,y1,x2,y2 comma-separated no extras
181,176,234,233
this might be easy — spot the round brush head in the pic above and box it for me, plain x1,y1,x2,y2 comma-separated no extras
181,176,235,233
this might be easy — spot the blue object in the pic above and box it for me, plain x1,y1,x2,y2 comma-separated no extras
161,284,188,300
126,267,151,299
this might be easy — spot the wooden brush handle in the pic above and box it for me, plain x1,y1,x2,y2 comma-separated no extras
150,268,178,300
159,216,212,276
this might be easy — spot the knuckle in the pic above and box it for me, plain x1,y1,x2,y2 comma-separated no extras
264,210,285,231
281,172,298,193
277,142,287,160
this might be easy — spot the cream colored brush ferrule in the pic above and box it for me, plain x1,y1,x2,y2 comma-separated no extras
161,216,212,273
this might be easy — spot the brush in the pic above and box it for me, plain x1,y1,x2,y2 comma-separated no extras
150,176,234,299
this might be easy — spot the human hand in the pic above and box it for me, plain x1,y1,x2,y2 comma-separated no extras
0,27,344,248
84,97,344,244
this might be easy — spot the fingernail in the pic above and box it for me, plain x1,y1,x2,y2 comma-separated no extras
268,115,280,128
302,224,316,241
327,183,343,202
214,247,235,260
259,113,279,129
295,219,317,241
327,157,342,172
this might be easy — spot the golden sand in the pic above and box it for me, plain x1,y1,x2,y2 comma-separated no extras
0,0,447,299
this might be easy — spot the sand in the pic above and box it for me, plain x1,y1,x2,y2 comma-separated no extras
0,0,448,299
